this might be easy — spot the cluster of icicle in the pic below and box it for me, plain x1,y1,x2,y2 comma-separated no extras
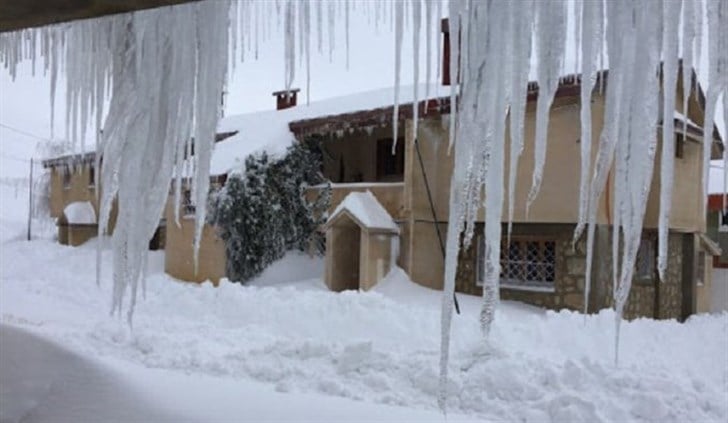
435,0,727,413
0,0,727,413
0,0,396,323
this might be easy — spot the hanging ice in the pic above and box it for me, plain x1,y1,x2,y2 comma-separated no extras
526,0,566,213
657,1,681,282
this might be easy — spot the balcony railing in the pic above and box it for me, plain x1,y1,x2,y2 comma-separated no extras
306,182,404,220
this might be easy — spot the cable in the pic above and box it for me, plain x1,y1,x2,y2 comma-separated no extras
0,123,52,142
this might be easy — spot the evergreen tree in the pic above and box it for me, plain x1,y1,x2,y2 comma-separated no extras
209,139,330,283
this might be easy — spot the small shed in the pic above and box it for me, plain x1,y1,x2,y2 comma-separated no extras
58,201,97,246
324,191,399,291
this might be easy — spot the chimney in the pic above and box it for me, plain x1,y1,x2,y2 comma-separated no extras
272,88,300,110
441,18,450,86
441,18,460,86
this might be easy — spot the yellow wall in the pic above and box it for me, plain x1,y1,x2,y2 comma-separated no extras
401,92,707,288
163,198,226,284
47,163,118,233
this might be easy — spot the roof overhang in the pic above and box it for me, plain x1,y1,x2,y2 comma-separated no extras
0,0,197,33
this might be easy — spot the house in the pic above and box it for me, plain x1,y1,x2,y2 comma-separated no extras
41,151,119,246
41,150,163,249
706,193,728,311
41,23,724,320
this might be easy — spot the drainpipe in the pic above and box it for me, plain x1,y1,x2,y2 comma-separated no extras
414,137,460,315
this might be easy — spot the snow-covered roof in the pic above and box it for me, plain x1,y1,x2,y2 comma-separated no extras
211,84,444,175
62,201,96,225
327,191,399,233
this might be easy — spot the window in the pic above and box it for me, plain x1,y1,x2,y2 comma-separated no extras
675,134,685,158
720,209,728,233
477,237,556,291
62,167,71,190
182,189,196,216
376,137,404,181
634,237,655,280
88,165,95,188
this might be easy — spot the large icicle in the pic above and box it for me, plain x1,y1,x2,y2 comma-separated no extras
505,0,532,242
575,0,602,313
526,0,566,213
411,0,421,138
702,0,728,204
392,0,404,147
657,0,681,282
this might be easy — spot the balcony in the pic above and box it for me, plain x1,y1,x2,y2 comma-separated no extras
306,182,404,220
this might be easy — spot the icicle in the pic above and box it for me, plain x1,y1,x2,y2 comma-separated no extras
328,1,335,62
680,0,695,139
435,0,442,87
506,0,533,242
303,1,311,105
657,1,681,282
316,0,323,54
411,0,421,139
447,0,461,151
702,0,726,204
424,0,433,107
574,0,603,315
526,0,566,213
283,0,295,91
392,1,404,147
345,0,350,70
573,0,582,74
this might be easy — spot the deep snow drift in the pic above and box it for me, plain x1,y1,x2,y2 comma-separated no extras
1,236,726,421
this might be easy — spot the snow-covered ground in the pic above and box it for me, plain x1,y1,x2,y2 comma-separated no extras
1,183,727,422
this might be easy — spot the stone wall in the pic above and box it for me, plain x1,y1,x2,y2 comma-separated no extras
596,232,683,320
455,224,587,311
455,224,686,320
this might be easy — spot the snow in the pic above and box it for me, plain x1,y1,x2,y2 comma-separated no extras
0,180,726,421
0,233,726,421
62,201,96,224
328,190,399,233
212,83,443,176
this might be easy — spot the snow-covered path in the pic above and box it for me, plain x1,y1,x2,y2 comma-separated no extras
1,183,727,421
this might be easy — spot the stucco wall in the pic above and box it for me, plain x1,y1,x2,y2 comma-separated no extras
48,164,118,233
163,199,226,284
359,232,395,291
407,94,706,231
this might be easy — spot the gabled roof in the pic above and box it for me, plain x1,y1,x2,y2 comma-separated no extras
326,191,399,234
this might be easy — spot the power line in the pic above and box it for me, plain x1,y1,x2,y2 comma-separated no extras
0,152,42,165
0,123,52,142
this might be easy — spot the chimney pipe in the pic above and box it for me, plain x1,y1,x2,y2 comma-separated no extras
441,18,450,86
272,88,300,110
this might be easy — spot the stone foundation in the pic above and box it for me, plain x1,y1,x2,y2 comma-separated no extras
455,224,686,320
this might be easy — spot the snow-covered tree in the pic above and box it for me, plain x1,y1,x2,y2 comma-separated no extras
209,140,330,283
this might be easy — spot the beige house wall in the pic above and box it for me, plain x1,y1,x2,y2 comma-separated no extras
47,164,118,232
401,91,708,289
163,198,226,284
325,219,360,291
359,231,395,291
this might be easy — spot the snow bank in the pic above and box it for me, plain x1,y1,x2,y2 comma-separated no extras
211,84,443,175
1,237,726,422
328,190,399,232
62,201,96,225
